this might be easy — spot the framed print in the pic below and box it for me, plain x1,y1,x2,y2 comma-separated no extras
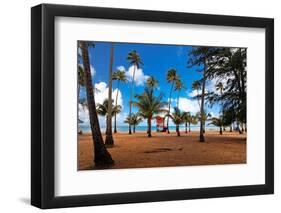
31,4,274,209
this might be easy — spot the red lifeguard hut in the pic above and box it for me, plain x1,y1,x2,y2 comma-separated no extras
155,116,167,132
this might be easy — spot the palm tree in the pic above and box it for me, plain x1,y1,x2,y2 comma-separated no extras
166,68,178,134
127,50,143,134
209,117,224,135
146,76,158,90
124,113,143,133
216,82,224,95
105,43,115,146
79,41,114,166
183,112,198,133
192,80,201,109
174,78,185,108
96,99,122,120
196,111,211,133
188,47,219,142
134,88,167,137
112,69,127,133
168,107,185,136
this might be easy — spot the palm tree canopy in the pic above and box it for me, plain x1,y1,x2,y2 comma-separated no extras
168,107,186,125
112,69,128,82
166,68,178,83
174,78,185,91
192,80,201,91
124,113,143,125
126,50,143,68
96,99,122,117
183,112,198,124
216,82,224,94
146,76,159,89
133,88,167,119
209,117,224,127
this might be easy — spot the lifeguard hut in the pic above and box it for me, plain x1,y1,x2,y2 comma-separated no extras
155,116,167,132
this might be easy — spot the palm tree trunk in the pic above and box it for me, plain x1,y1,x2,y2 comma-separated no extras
185,122,187,133
167,81,174,134
105,43,114,146
114,80,120,133
176,125,180,136
219,126,222,135
199,59,206,142
133,125,136,133
129,65,136,134
80,41,114,166
148,118,152,137
189,122,191,132
230,125,233,132
177,90,180,108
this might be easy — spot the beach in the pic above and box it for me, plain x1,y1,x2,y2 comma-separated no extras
78,131,246,170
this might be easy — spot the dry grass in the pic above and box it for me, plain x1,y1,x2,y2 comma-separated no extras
78,131,246,170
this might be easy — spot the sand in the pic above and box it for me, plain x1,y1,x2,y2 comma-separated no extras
78,131,246,170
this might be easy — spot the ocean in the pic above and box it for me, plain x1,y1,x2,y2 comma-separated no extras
79,124,219,133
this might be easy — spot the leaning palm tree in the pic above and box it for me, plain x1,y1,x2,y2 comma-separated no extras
134,88,167,137
127,50,143,134
112,69,128,133
124,113,143,133
174,78,185,108
166,68,178,134
105,43,115,146
79,41,114,166
183,112,198,133
96,99,121,134
209,117,224,135
168,107,185,136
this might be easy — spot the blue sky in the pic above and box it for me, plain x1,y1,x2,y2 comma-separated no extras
78,41,221,127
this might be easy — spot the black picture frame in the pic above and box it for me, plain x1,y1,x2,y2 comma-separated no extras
31,3,274,209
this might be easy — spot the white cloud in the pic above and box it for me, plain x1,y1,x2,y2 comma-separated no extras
124,65,149,86
175,97,200,114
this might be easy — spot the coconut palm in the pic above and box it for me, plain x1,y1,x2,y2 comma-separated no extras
134,88,167,137
188,47,219,142
146,76,159,90
105,43,115,146
96,99,122,118
174,78,185,108
209,117,224,135
196,111,212,133
112,69,128,133
124,113,143,133
168,107,185,136
183,112,198,133
166,68,178,134
127,50,143,134
79,41,114,166
192,80,201,109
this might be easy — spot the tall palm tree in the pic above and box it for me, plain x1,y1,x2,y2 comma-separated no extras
166,68,178,134
192,80,201,109
112,69,127,133
134,88,167,137
105,43,115,146
174,78,185,108
183,112,198,133
146,76,159,90
168,107,185,136
188,47,219,142
79,41,114,166
127,50,143,134
124,113,143,133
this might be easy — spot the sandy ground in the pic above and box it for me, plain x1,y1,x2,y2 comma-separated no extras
78,131,246,170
